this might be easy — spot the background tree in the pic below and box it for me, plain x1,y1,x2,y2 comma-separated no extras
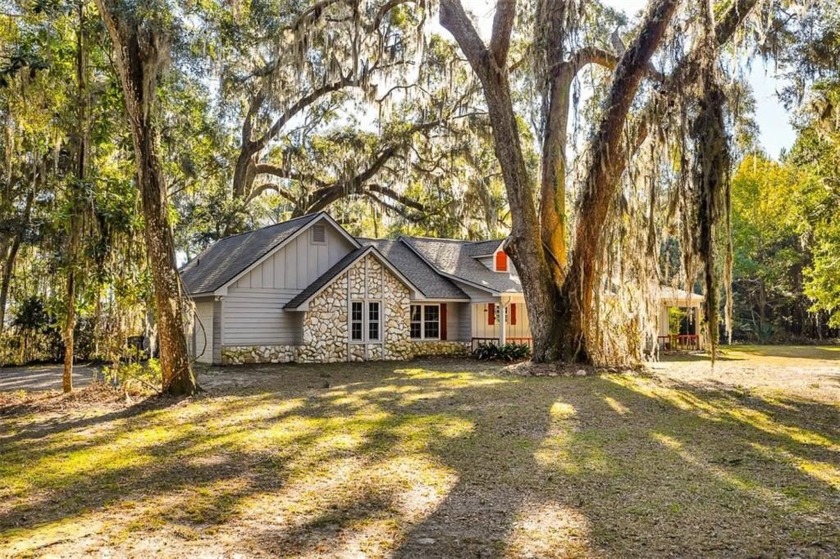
94,0,197,395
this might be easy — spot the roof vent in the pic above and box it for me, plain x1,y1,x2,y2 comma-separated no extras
312,224,326,243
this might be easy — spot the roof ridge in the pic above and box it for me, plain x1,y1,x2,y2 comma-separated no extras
215,212,320,243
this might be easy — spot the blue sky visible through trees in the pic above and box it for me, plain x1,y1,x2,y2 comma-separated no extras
450,0,797,158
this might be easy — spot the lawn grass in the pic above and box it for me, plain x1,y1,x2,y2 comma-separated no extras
1,348,838,558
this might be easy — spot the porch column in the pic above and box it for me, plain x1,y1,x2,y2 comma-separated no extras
499,300,506,345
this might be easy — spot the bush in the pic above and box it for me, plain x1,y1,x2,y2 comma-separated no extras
102,359,162,396
472,342,531,362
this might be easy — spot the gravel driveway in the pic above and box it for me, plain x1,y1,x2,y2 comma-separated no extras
0,364,99,392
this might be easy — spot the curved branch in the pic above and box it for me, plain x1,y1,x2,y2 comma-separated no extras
253,75,363,150
254,164,329,187
368,183,426,212
247,183,300,205
365,192,425,222
569,46,665,83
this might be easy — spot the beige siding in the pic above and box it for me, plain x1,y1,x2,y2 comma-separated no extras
223,225,356,346
470,298,530,341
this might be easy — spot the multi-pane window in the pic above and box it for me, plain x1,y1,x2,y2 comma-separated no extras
410,305,422,339
351,302,363,341
351,300,381,342
410,304,440,340
424,305,440,339
368,302,380,341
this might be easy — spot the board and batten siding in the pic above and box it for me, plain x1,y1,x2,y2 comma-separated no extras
223,224,356,345
444,302,471,342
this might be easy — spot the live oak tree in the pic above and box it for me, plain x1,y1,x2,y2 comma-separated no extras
197,0,496,235
439,0,768,364
94,0,197,394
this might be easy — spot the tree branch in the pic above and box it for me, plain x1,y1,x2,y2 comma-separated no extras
246,183,300,205
368,183,426,212
489,0,516,66
440,0,490,78
253,74,364,151
254,164,329,187
365,192,425,221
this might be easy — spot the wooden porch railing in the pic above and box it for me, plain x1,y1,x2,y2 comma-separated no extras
658,334,700,352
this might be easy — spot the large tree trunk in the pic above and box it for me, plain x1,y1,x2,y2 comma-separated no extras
95,0,197,395
561,0,680,360
63,0,90,394
441,0,565,362
442,0,758,364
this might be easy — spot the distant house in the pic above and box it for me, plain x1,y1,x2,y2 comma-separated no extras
180,212,530,364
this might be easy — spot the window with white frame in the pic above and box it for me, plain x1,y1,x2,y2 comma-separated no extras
351,300,381,342
410,304,440,340
351,302,363,341
368,301,380,341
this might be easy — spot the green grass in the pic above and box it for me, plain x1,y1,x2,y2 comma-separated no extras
1,350,838,558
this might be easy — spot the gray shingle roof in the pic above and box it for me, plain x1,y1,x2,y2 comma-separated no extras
180,213,320,295
357,239,468,300
401,237,522,294
284,247,367,309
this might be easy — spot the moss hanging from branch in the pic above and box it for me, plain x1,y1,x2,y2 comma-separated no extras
689,0,733,363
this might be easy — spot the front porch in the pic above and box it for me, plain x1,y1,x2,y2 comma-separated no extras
469,296,532,350
658,287,705,352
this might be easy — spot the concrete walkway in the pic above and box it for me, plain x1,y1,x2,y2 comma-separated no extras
0,364,99,392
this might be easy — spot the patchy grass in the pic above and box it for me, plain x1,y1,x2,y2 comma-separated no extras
1,348,838,558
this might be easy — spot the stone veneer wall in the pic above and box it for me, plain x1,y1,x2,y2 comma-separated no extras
220,254,471,364
298,274,349,363
222,345,296,365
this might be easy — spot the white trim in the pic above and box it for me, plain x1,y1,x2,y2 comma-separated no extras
350,299,382,344
410,303,441,341
212,212,361,296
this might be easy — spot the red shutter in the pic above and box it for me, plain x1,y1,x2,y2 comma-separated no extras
440,304,447,340
510,303,517,325
488,303,495,325
495,251,508,272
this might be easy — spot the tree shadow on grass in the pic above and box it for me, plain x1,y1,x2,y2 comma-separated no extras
1,360,838,558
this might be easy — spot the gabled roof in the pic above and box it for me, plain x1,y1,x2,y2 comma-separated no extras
283,248,367,309
284,246,422,310
180,212,360,296
400,236,522,295
181,213,319,295
357,238,469,300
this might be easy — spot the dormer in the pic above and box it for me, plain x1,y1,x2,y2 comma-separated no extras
494,250,508,272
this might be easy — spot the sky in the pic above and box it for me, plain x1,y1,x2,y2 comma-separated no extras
449,0,797,158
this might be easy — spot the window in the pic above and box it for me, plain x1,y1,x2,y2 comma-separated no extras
424,305,440,339
351,302,363,341
495,251,508,272
351,300,381,342
410,304,441,340
410,305,422,339
368,302,380,341
311,225,326,244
